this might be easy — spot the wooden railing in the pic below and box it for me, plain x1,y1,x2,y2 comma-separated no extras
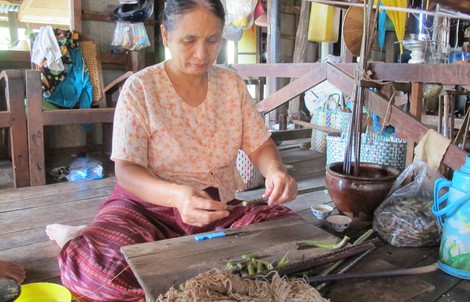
230,62,469,170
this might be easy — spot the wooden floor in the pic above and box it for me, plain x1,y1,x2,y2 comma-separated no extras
0,140,469,301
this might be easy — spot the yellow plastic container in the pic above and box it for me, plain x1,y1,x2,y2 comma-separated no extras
308,3,340,42
15,282,72,302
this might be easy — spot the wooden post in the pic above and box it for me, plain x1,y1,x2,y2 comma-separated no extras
267,0,281,127
154,0,166,63
25,70,46,186
443,93,450,138
385,31,396,63
8,11,18,45
287,0,310,118
127,50,146,72
406,82,423,166
70,0,82,32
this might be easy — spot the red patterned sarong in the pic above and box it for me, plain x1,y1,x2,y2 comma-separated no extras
58,184,298,301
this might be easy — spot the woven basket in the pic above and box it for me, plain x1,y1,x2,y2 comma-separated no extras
310,109,352,154
236,150,264,191
79,40,103,105
326,133,408,171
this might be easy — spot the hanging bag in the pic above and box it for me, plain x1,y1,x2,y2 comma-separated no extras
310,93,351,153
373,160,442,247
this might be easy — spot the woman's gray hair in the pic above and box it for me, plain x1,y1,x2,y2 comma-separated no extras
161,0,225,32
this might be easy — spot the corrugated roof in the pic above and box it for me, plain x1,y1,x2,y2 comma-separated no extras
0,4,19,14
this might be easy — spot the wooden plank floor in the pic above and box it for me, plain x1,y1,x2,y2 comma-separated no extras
0,140,469,301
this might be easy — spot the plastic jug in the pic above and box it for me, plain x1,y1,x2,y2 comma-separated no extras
433,156,470,279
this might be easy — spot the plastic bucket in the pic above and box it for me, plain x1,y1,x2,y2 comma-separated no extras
15,282,72,302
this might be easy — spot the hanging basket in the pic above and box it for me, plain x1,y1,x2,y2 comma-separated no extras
326,132,408,171
310,109,352,154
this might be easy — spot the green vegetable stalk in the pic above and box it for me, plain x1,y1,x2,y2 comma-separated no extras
225,251,289,275
296,235,350,250
318,229,374,277
276,251,290,268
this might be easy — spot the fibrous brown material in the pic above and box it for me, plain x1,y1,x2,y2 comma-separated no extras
157,268,329,302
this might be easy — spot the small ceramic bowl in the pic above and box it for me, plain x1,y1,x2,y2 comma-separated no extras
311,204,334,220
327,214,352,232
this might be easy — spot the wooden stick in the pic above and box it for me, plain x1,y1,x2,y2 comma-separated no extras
249,241,377,279
307,263,438,283
291,119,342,133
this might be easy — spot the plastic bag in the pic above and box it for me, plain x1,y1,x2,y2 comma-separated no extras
111,22,150,51
222,0,258,29
66,156,104,182
373,160,442,247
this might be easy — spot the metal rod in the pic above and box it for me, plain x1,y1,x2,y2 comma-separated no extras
305,0,470,20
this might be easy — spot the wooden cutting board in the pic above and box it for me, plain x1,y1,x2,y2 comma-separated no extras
121,216,342,301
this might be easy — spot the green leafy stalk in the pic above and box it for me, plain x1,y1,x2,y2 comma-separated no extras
276,251,290,268
247,261,255,275
241,252,259,260
318,229,374,276
256,259,274,270
256,259,264,273
296,236,350,250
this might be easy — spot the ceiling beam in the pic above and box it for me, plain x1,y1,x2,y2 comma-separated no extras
0,0,21,5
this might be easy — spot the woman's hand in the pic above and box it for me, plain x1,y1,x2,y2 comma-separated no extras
115,160,229,227
262,165,298,206
248,138,298,206
172,185,230,227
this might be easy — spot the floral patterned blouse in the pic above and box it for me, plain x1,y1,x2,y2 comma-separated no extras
111,62,271,202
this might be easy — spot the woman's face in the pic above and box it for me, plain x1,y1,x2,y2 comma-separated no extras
162,7,223,76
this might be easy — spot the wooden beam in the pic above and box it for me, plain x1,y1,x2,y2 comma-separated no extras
229,62,469,169
81,10,156,26
256,64,327,113
230,63,317,78
308,62,470,86
0,0,21,4
370,63,470,86
271,128,312,142
232,63,470,86
281,4,301,15
0,50,30,62
42,109,115,125
0,20,68,29
326,63,467,170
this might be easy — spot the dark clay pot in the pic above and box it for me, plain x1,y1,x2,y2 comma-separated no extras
325,162,400,221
